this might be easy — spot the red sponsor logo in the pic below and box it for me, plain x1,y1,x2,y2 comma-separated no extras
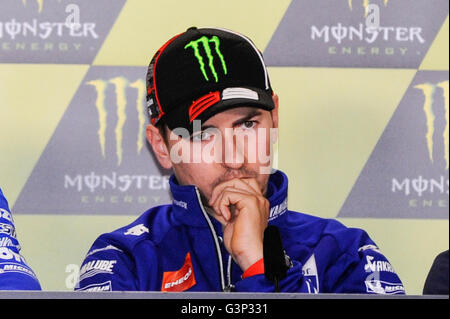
161,252,196,292
189,91,221,122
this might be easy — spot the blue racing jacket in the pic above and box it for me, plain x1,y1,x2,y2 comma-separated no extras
0,188,41,290
76,170,405,294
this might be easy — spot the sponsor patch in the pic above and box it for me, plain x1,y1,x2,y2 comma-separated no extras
222,87,259,101
161,252,196,292
0,262,38,279
173,199,188,210
365,279,405,294
302,254,320,294
364,255,396,274
124,224,149,236
77,280,112,292
268,198,287,221
78,259,117,282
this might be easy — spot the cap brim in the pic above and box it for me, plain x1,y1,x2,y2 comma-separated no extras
164,87,275,134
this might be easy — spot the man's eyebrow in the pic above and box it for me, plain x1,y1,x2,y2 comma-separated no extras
231,109,262,127
199,109,263,132
198,124,216,131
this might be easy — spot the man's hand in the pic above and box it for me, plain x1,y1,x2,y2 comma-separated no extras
208,178,270,272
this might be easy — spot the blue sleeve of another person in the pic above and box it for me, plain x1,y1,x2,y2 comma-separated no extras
0,188,41,290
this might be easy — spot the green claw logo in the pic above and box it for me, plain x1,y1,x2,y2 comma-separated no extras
184,36,228,82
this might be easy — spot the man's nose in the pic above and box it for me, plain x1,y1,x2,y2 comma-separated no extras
221,128,247,169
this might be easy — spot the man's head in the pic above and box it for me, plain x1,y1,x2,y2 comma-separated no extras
145,27,278,204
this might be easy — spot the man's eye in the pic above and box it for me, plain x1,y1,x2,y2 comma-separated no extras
240,120,256,130
192,131,213,142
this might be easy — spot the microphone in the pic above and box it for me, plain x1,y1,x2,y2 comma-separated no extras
263,225,289,292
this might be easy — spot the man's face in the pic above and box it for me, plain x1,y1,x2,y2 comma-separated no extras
151,102,278,208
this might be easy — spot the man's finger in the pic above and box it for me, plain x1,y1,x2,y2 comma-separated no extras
209,178,260,206
213,187,250,222
241,178,261,195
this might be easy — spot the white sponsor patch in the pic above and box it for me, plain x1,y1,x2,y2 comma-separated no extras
268,199,288,221
78,259,117,282
173,199,188,210
78,280,112,292
0,262,37,279
222,87,259,101
124,224,149,236
302,254,319,294
365,280,405,294
364,255,396,274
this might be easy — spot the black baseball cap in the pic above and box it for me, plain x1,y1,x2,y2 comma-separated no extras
146,27,275,134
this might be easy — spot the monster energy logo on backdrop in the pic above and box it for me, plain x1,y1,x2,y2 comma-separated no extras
13,66,173,215
414,81,449,170
86,77,146,166
264,0,448,68
337,71,448,219
184,36,228,82
0,0,125,64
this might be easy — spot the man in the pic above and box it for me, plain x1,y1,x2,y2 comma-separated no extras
423,250,449,295
76,27,405,294
0,188,41,290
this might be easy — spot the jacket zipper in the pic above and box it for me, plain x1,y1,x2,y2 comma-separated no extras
225,255,235,292
194,187,234,292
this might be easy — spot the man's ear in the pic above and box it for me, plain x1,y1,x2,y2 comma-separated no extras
146,124,173,169
271,93,279,129
269,94,279,145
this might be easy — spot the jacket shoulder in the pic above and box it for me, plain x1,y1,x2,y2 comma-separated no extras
92,204,175,254
283,210,376,255
76,205,175,291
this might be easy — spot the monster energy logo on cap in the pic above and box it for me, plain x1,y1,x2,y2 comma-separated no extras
184,35,228,82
